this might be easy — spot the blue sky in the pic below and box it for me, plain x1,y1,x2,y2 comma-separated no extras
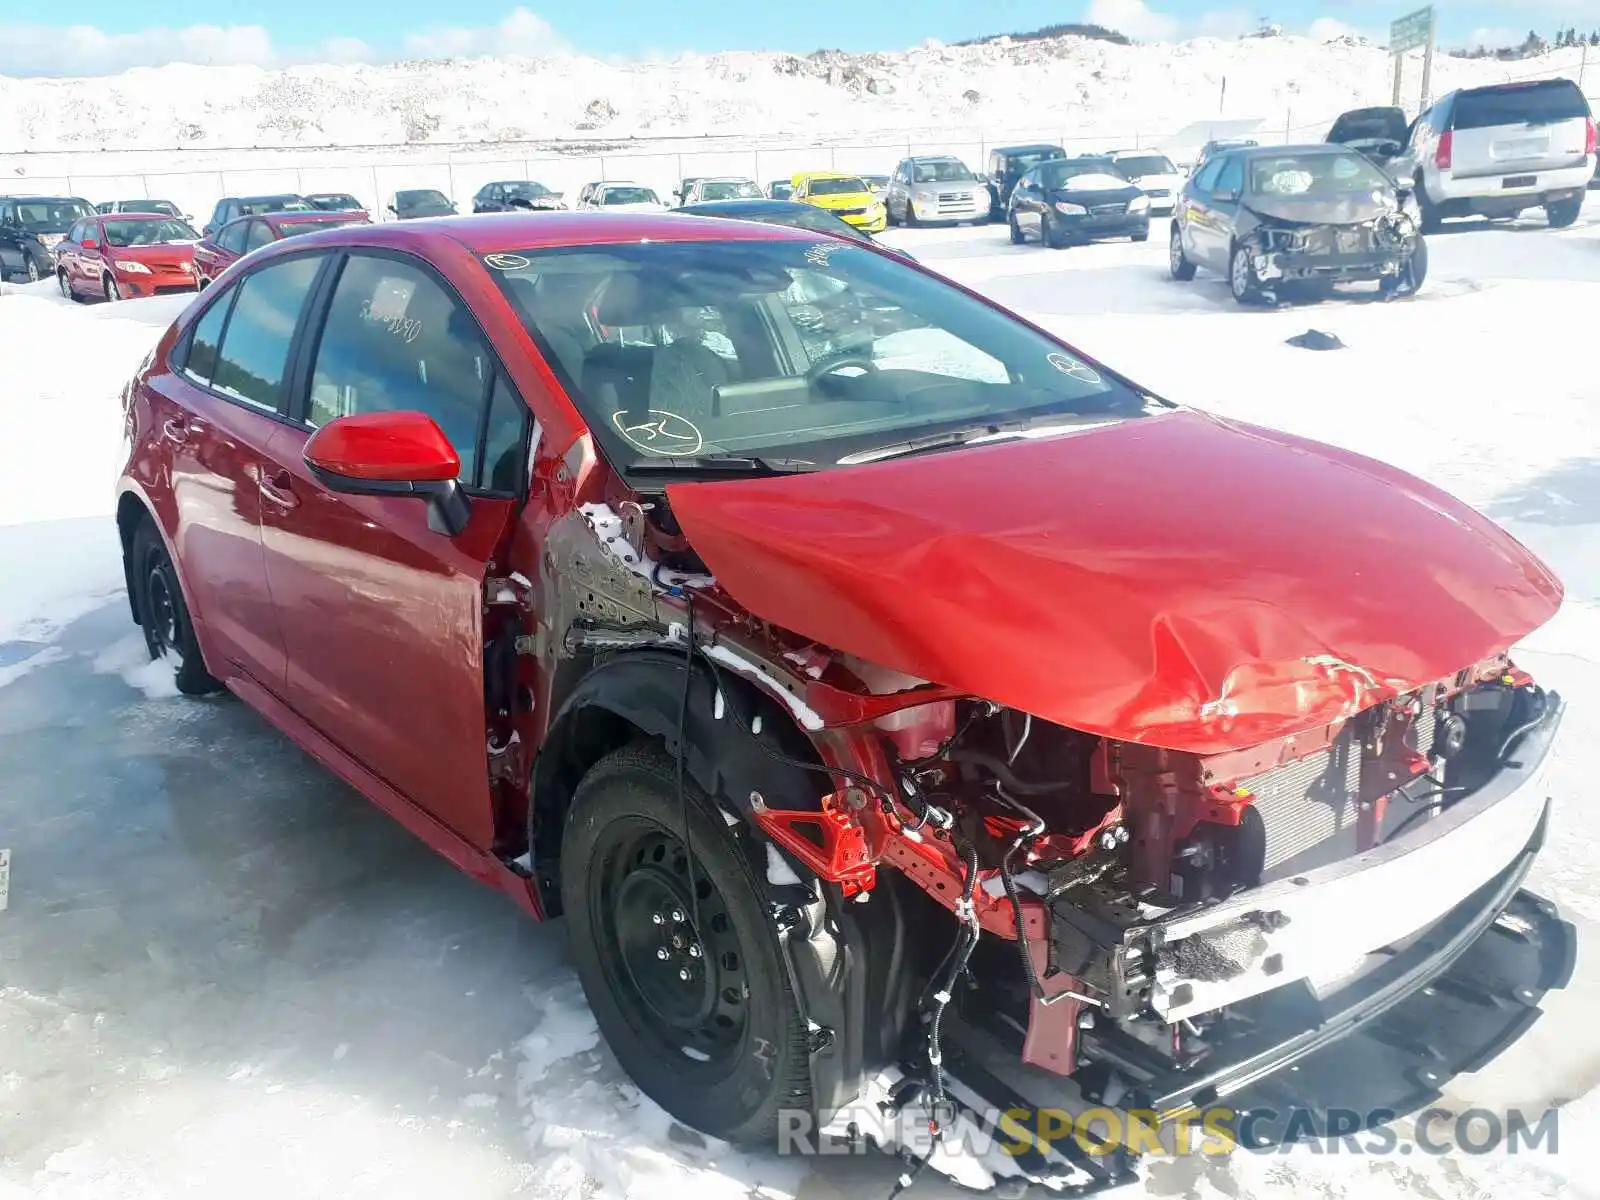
1,1,1596,76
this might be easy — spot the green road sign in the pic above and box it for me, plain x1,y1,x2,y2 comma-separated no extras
1391,6,1434,53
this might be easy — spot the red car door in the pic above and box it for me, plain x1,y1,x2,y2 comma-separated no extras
257,250,526,848
155,252,330,687
79,218,109,289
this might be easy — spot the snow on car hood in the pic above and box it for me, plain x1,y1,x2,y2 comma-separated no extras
666,409,1562,755
1057,173,1134,191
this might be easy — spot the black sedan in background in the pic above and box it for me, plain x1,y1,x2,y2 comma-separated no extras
1006,158,1150,248
1170,144,1427,305
672,198,916,261
1,194,96,282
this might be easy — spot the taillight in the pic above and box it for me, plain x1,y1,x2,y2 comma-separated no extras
1586,116,1597,156
1435,131,1453,171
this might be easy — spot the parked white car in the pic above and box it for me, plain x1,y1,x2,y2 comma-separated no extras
680,177,763,204
575,182,668,213
1108,150,1186,215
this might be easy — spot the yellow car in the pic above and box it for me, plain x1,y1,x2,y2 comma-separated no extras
790,171,888,234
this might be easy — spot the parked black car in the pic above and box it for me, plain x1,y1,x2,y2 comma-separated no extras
472,180,563,212
1170,144,1427,305
1006,157,1149,248
1326,106,1411,172
671,198,916,261
304,192,365,213
0,195,96,282
202,194,312,237
986,143,1066,218
387,189,457,220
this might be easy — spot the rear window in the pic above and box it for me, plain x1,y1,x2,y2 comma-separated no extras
1452,80,1591,131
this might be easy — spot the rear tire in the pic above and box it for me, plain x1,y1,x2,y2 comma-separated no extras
131,519,221,696
1546,197,1583,229
560,742,812,1147
1169,225,1197,280
1415,178,1443,234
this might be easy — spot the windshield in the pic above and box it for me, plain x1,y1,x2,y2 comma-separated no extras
1004,149,1064,174
1036,160,1129,188
1248,151,1391,197
241,197,310,215
1113,155,1177,177
769,182,793,198
119,199,181,216
308,194,361,210
503,182,553,199
602,187,660,205
1453,80,1590,131
397,190,451,207
15,199,94,232
484,238,1146,470
912,161,977,183
808,177,868,196
102,218,199,246
700,181,763,200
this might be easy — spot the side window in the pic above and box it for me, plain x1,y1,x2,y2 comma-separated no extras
245,220,276,252
209,255,324,411
1215,156,1244,197
65,220,84,243
1191,159,1224,194
306,254,493,483
218,221,249,255
478,373,529,492
182,290,234,385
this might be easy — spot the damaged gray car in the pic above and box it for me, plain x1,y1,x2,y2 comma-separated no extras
1170,144,1428,305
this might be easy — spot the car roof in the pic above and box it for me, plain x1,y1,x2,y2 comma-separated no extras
3,194,90,202
234,193,303,201
267,211,817,256
908,154,961,161
1234,143,1352,159
95,211,176,220
695,176,756,183
995,144,1063,154
265,210,356,223
675,199,809,215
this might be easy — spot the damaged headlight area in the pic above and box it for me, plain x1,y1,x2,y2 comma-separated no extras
1243,213,1417,287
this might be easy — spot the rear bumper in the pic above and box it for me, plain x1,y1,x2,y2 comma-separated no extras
1139,691,1562,1024
1430,161,1592,209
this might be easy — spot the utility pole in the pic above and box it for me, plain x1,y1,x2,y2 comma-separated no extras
1420,21,1435,108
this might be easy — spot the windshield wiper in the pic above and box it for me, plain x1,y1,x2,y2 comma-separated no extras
621,455,820,476
836,411,1135,466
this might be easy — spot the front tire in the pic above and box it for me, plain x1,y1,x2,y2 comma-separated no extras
1169,225,1197,280
103,274,120,302
131,519,221,696
25,255,40,283
560,742,812,1146
57,269,71,300
1382,234,1429,297
1229,242,1263,305
1008,213,1025,245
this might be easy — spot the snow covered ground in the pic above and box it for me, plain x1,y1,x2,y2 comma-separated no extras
3,197,1600,1200
2,36,1596,228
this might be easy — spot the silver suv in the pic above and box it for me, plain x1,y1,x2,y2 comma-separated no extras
1397,77,1595,231
886,155,988,226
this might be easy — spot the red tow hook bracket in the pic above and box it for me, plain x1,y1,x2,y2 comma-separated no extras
749,789,877,896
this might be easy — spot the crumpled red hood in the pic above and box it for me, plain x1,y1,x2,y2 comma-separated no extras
665,410,1563,755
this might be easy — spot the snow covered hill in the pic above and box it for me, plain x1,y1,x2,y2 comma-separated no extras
0,34,1593,154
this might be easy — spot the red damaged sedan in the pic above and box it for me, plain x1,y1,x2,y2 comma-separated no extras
55,213,202,301
192,208,370,288
114,212,1570,1188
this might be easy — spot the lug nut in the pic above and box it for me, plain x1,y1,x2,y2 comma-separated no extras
671,909,685,923
679,969,691,982
651,913,664,925
656,949,669,960
688,945,702,958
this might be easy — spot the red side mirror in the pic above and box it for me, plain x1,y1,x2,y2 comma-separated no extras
305,411,460,482
81,238,99,250
303,412,470,535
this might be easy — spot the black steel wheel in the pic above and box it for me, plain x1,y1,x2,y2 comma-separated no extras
561,742,812,1146
131,519,221,695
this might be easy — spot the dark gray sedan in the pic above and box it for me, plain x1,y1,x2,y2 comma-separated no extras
1170,144,1428,305
1005,158,1151,248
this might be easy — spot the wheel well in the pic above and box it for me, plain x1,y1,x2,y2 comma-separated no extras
528,648,827,917
116,494,152,625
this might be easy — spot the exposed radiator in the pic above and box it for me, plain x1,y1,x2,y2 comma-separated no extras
1239,728,1363,878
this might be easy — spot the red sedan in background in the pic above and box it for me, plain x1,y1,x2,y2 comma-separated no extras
193,209,370,288
54,212,202,302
